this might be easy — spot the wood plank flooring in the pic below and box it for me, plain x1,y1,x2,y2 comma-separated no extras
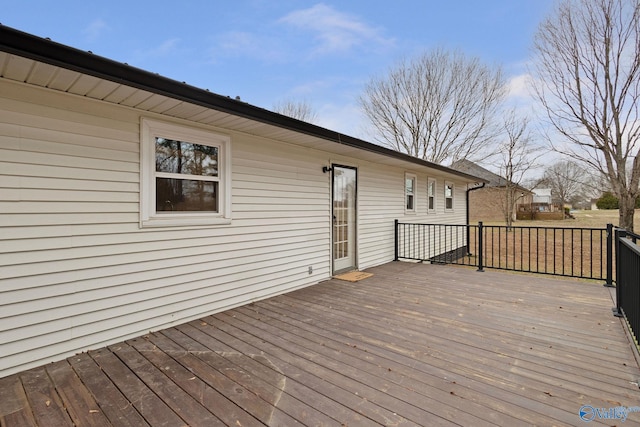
2,262,640,426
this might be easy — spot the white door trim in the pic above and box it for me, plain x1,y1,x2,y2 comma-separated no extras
332,165,357,273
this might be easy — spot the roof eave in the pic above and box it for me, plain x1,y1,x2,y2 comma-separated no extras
0,24,486,183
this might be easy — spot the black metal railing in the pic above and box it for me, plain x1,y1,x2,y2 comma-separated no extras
395,221,613,282
613,229,640,349
394,222,473,265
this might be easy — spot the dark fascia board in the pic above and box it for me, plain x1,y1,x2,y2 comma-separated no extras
0,24,486,183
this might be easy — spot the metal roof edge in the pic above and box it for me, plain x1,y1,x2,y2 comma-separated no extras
0,24,486,183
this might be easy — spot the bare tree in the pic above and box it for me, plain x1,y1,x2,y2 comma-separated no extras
273,99,318,123
532,0,640,231
586,170,615,200
493,111,540,227
359,48,507,165
540,161,587,211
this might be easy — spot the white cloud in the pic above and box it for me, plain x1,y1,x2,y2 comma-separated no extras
316,102,368,139
217,31,255,52
131,38,183,67
507,73,535,100
503,72,545,123
148,38,181,57
210,31,286,63
285,78,337,97
278,3,394,55
83,19,109,42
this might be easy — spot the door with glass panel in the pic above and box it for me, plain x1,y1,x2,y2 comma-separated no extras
332,165,357,273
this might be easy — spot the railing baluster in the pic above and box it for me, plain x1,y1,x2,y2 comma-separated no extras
605,224,613,287
394,221,612,281
477,222,484,272
613,228,624,317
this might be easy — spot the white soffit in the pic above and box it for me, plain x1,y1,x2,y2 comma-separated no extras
0,52,478,180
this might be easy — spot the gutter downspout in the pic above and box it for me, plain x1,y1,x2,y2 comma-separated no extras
466,183,486,256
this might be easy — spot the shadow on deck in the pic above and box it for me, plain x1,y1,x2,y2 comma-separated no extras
2,262,640,426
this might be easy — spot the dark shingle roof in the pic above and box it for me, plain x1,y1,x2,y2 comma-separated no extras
450,160,531,192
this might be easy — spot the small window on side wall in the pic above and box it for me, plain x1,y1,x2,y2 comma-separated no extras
405,173,417,213
427,178,436,213
445,181,454,211
140,118,231,227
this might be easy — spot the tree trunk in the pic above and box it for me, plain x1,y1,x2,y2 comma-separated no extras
619,194,635,232
504,190,514,228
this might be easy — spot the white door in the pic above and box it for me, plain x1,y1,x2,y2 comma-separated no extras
332,165,357,273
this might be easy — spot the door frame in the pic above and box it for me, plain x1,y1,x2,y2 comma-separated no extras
331,164,358,274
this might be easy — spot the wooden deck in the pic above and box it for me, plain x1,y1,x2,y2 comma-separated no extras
2,262,640,426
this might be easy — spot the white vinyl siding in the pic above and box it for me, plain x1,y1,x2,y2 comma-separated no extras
357,169,468,269
0,78,472,377
0,81,330,376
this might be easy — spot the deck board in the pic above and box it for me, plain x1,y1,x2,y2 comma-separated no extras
88,347,186,427
67,353,150,427
0,374,37,427
2,262,640,426
19,367,74,427
45,361,111,427
185,319,408,426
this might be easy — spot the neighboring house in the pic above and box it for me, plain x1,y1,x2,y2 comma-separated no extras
524,188,566,220
0,26,483,377
531,188,554,211
450,159,533,223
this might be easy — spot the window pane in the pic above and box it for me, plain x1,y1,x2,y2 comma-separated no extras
407,194,414,210
156,178,218,212
445,184,453,198
428,181,434,197
155,138,218,176
406,176,415,211
405,178,414,194
445,183,453,210
428,197,434,210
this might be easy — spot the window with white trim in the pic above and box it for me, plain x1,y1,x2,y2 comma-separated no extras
405,173,416,213
445,181,454,211
427,178,436,213
140,118,231,227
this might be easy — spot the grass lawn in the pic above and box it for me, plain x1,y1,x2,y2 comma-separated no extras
486,209,638,230
466,210,632,280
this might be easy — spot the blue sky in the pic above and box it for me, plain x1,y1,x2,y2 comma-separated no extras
3,0,556,139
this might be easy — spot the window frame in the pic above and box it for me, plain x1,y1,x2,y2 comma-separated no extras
140,118,232,228
445,181,454,211
405,173,417,214
427,177,436,213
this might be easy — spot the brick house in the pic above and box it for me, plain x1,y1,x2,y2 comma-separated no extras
450,160,533,223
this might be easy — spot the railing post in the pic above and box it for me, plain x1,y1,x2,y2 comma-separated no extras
604,223,614,287
613,228,624,317
394,219,399,261
477,221,484,272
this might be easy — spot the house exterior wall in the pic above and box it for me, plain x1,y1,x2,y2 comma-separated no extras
469,188,534,223
469,187,506,222
0,78,469,377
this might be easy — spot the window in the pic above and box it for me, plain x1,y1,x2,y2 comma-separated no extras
141,119,231,227
405,173,416,213
445,181,454,211
427,178,436,213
